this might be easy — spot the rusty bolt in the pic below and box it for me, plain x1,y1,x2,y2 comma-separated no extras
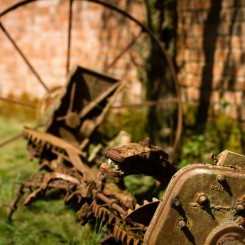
197,194,208,205
217,174,226,182
209,153,217,163
236,202,245,212
179,220,187,229
174,200,181,208
172,198,181,208
236,217,245,227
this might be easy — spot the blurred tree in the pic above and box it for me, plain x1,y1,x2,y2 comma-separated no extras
143,0,177,148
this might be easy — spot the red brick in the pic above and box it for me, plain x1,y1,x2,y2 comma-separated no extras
187,87,200,101
240,106,245,121
214,49,229,62
235,78,245,91
211,91,220,104
212,65,224,77
223,91,236,104
222,0,236,8
225,105,238,119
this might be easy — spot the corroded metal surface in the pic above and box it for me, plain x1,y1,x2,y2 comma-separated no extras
144,158,245,245
101,138,177,185
10,126,245,245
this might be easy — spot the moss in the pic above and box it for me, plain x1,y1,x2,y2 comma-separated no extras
178,104,244,167
98,108,148,142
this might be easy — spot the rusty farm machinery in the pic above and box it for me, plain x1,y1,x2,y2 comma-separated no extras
0,1,244,244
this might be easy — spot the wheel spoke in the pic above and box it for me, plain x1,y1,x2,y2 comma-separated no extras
104,31,142,72
0,96,36,109
0,22,50,92
0,133,23,148
66,0,74,75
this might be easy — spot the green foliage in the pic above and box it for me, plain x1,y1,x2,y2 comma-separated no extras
179,104,244,167
124,175,164,202
99,108,148,142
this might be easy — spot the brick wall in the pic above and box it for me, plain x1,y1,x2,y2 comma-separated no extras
0,0,244,121
0,0,144,100
176,0,245,120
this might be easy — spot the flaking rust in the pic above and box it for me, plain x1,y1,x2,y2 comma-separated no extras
7,67,245,244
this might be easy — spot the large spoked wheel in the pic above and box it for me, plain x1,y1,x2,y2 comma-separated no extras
0,0,182,160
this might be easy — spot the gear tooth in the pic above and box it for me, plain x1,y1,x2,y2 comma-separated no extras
118,227,123,241
108,215,114,225
116,227,122,240
94,205,99,217
127,208,133,215
115,226,120,239
152,197,159,202
121,230,127,243
134,239,140,245
119,229,124,241
91,202,95,213
117,229,121,240
135,204,141,209
127,234,133,244
102,210,107,222
113,225,117,236
98,207,103,217
143,200,149,205
130,235,137,245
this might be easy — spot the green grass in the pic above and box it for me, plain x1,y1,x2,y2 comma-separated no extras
0,116,100,245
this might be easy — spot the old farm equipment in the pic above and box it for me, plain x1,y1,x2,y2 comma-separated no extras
0,0,183,156
8,133,245,245
0,1,244,245
4,67,245,244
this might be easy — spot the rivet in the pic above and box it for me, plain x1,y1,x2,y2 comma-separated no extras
209,153,217,163
236,217,245,227
174,200,181,207
179,220,187,229
172,198,181,208
217,174,226,182
197,194,208,205
236,203,245,212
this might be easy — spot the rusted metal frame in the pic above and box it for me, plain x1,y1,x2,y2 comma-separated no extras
66,0,74,75
79,81,120,119
92,189,127,216
18,181,72,190
0,22,50,92
104,31,143,72
56,82,77,121
66,148,95,179
23,172,81,206
68,82,76,113
82,0,183,159
23,127,83,155
0,133,23,148
111,98,179,109
0,0,183,156
0,0,38,17
0,96,36,109
79,82,124,149
8,184,25,220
